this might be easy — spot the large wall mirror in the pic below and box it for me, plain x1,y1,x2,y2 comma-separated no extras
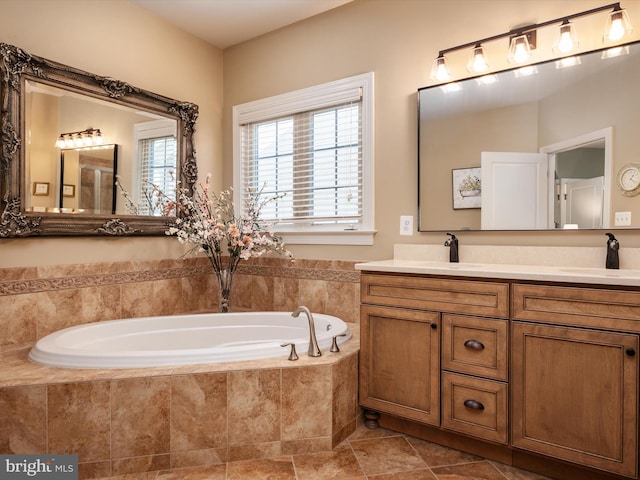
0,43,198,237
418,40,640,232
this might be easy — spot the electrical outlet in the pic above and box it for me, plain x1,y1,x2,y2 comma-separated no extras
615,211,632,226
400,215,413,236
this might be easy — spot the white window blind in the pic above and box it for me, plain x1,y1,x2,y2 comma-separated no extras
133,119,177,216
240,100,361,225
138,136,177,215
233,73,374,245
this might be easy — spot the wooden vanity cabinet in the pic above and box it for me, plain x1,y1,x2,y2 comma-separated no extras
511,284,640,478
359,273,509,434
359,271,640,480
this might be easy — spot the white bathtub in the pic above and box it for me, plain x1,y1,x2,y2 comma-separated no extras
28,311,352,369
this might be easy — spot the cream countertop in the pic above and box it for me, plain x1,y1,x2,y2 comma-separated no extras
355,245,640,287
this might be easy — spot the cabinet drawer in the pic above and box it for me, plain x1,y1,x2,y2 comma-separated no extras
361,273,509,318
513,283,640,332
442,314,508,380
441,372,508,444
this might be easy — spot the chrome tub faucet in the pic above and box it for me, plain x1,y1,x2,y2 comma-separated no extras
291,306,322,357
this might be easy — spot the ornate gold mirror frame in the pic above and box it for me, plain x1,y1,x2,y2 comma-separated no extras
0,43,199,237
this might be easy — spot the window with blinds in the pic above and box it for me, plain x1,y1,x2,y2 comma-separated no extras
138,136,177,215
233,73,374,245
133,119,177,216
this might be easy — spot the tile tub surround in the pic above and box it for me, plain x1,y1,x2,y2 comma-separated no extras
0,256,361,353
0,325,359,479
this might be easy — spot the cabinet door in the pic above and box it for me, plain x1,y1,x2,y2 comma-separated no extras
360,305,440,426
511,322,638,478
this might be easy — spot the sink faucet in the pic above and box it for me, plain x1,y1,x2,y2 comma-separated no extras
605,232,620,269
291,306,321,357
444,233,459,263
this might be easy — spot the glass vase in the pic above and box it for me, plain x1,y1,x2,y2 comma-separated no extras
216,269,234,313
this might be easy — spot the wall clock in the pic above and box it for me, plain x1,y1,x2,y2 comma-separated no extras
617,163,640,196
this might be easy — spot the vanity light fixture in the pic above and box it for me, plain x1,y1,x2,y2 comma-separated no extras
55,128,104,149
467,44,489,73
554,20,578,54
430,54,452,82
605,4,633,41
508,32,535,64
430,2,633,81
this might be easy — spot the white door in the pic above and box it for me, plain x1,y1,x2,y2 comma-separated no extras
565,176,604,229
481,152,548,229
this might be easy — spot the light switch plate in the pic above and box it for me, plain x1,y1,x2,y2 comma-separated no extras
615,211,632,226
400,215,413,235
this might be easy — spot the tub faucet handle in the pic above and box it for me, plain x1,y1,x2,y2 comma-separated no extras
291,306,322,357
281,343,299,361
330,333,348,353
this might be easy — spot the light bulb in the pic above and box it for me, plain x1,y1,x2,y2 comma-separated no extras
514,41,528,63
509,34,532,64
513,43,528,63
605,8,632,42
609,13,625,41
557,24,575,53
467,45,489,73
431,55,451,82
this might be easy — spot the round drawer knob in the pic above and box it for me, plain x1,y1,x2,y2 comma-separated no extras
626,348,636,357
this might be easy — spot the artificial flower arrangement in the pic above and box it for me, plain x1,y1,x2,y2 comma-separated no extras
142,174,293,312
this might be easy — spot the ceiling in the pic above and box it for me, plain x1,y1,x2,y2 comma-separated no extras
129,0,354,49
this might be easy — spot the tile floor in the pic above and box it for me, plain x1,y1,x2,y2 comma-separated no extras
95,425,554,480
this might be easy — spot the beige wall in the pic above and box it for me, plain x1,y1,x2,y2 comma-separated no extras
3,0,640,268
0,0,223,268
223,0,640,261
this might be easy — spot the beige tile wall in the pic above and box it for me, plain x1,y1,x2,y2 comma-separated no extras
0,256,361,353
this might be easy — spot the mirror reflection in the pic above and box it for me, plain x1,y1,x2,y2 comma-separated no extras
25,81,176,216
418,41,640,231
59,146,117,215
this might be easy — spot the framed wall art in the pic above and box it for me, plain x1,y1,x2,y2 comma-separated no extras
32,182,50,196
452,167,481,209
63,184,75,197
